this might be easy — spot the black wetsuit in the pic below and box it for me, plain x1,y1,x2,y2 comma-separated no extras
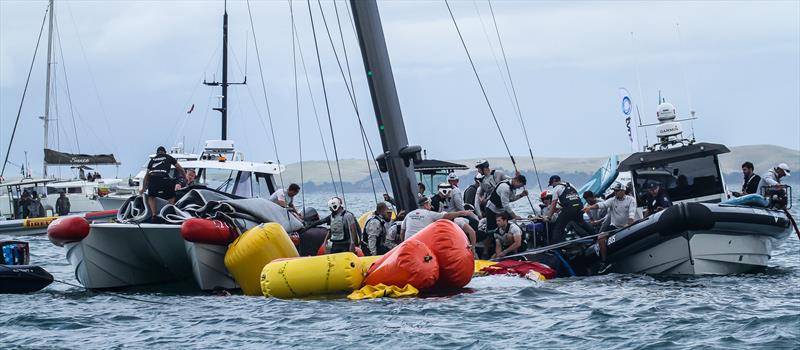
146,154,177,200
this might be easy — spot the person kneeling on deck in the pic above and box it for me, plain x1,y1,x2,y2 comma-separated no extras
298,207,328,257
141,146,185,219
362,202,392,256
270,183,301,213
545,175,594,244
318,197,361,254
492,212,523,259
401,196,476,256
643,182,672,217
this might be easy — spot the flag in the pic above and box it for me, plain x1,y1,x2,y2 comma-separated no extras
619,88,639,152
186,104,195,114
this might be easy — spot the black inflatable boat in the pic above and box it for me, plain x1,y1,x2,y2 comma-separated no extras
1,240,54,293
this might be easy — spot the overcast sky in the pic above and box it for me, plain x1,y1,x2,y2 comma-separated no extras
1,0,798,178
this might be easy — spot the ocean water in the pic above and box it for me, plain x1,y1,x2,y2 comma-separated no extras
1,193,798,349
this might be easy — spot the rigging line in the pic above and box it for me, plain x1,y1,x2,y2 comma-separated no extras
320,0,391,203
444,0,516,169
54,16,80,153
291,5,338,196
630,31,649,149
326,0,377,205
174,47,222,147
63,1,116,155
1,6,49,178
289,0,305,215
246,0,286,190
307,0,347,205
487,0,543,194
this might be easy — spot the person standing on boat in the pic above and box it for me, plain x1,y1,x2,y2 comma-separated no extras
382,210,406,252
582,191,607,233
176,169,198,190
757,163,791,192
141,146,186,217
318,197,361,254
475,160,511,216
545,175,594,243
643,182,672,217
431,183,452,212
584,183,637,231
55,192,70,216
362,202,391,256
30,191,44,218
446,173,464,212
269,183,301,213
463,174,483,216
485,175,528,233
732,162,762,197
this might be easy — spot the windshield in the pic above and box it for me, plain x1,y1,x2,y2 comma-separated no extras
631,155,724,205
200,168,237,193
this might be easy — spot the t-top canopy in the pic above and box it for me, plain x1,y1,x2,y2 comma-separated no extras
618,142,730,172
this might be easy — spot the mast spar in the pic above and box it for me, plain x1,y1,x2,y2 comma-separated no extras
42,0,54,177
204,0,245,141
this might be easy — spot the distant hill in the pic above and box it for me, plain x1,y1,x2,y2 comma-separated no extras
277,144,800,192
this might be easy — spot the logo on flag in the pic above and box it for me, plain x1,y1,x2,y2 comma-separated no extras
618,88,639,151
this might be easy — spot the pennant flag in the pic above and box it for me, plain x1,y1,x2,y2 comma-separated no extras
619,88,639,152
186,104,195,114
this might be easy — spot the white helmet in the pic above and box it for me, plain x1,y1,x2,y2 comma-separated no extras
656,102,677,122
328,197,342,212
447,173,459,182
438,183,453,196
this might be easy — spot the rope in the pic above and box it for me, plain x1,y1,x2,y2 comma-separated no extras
1,6,49,178
54,17,81,153
247,0,286,191
307,0,347,206
487,0,543,194
290,0,305,215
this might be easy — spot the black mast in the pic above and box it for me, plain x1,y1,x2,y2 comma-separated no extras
350,0,421,211
204,1,245,140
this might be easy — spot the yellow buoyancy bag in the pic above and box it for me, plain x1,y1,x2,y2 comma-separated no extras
260,252,363,299
224,223,299,296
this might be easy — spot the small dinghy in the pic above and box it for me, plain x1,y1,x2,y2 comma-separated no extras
1,240,54,293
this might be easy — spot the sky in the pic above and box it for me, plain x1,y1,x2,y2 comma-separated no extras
1,0,798,178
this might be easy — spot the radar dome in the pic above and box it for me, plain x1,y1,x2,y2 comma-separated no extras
656,102,676,122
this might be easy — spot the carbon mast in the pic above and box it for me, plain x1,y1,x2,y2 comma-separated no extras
42,0,54,177
349,0,421,212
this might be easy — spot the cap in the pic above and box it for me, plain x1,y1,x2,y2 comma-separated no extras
646,182,661,190
778,163,791,176
447,173,459,181
156,146,167,154
475,160,489,169
548,175,561,186
417,196,431,206
612,182,625,191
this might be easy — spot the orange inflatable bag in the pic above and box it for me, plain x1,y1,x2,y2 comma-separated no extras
364,240,440,290
408,220,473,289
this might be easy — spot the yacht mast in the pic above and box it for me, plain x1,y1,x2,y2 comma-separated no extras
42,0,54,177
350,0,421,211
204,0,245,141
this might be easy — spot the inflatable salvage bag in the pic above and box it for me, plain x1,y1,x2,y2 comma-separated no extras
260,252,363,299
224,223,299,296
364,240,439,290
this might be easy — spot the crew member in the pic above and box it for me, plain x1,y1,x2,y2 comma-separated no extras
383,210,406,252
463,174,483,216
643,182,672,217
583,182,637,230
492,212,524,259
400,196,473,239
270,183,301,211
446,173,464,211
317,197,360,254
582,191,607,233
362,202,392,256
757,163,791,192
546,175,595,244
475,160,511,214
732,162,761,197
56,192,70,216
431,183,452,212
383,182,426,206
485,174,528,234
298,207,328,256
141,146,185,218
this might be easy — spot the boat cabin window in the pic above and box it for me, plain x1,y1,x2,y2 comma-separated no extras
631,155,724,205
67,187,82,194
200,168,237,194
233,171,253,197
254,173,276,199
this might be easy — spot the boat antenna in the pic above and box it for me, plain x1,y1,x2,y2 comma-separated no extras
204,0,246,140
675,22,697,142
630,31,650,149
1,5,49,179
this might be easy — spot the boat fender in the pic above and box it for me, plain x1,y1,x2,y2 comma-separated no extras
180,218,238,245
657,203,715,235
407,220,474,290
260,252,363,298
364,240,440,290
47,216,90,247
224,223,299,296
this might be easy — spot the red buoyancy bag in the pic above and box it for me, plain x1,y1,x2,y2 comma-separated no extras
180,218,239,245
365,240,440,290
408,220,474,290
481,260,557,280
47,216,90,247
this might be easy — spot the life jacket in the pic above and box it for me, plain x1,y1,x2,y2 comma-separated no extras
463,184,478,207
489,181,512,209
361,215,387,255
557,183,582,210
329,212,353,244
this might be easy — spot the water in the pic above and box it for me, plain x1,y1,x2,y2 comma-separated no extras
2,193,799,349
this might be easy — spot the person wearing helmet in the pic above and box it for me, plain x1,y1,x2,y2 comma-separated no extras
582,191,607,233
485,174,529,233
546,175,595,243
140,145,185,220
298,207,328,256
312,197,361,254
446,173,465,212
583,182,637,231
474,160,512,215
463,173,483,216
757,163,791,192
431,183,453,212
361,202,392,256
732,161,761,197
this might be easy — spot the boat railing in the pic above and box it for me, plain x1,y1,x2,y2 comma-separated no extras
760,185,792,210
